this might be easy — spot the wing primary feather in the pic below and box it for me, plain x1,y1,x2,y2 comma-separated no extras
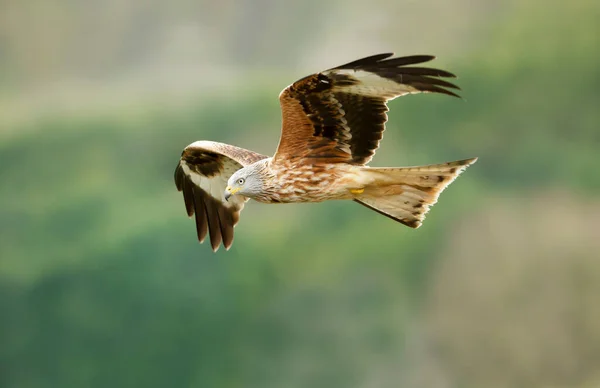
217,205,234,250
411,84,461,98
174,163,184,191
371,55,435,67
192,186,209,243
385,74,460,90
418,76,460,90
181,172,195,217
174,163,194,216
203,194,223,252
331,53,394,69
334,54,436,70
394,67,457,78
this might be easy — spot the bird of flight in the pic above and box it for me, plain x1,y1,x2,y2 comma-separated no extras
174,53,477,251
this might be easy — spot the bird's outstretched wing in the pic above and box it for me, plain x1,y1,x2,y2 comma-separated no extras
273,53,460,165
174,140,267,251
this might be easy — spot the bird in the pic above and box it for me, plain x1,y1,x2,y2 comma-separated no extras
174,53,477,251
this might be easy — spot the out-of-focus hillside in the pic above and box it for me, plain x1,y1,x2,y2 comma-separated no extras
1,0,599,387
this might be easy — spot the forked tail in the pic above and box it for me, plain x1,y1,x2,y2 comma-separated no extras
354,157,477,228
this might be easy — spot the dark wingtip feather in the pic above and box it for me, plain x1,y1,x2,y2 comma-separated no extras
175,162,199,217
192,186,208,243
380,55,436,67
217,206,235,251
174,162,184,191
334,54,437,69
204,197,223,252
332,53,395,69
334,53,441,70
418,85,462,98
183,184,194,217
397,66,457,78
419,76,461,90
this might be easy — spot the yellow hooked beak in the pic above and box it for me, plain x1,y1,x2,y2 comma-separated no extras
224,186,241,201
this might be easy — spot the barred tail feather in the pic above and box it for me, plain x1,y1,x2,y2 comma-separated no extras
354,157,477,228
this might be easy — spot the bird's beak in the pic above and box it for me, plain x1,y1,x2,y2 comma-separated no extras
224,186,240,201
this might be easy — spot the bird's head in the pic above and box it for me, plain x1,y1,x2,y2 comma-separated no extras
224,163,264,201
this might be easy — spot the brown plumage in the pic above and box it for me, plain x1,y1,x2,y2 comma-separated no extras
175,53,477,251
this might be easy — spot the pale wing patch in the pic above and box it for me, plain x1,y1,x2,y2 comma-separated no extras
180,161,246,210
329,69,421,99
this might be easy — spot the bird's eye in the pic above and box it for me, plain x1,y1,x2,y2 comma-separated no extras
237,178,245,185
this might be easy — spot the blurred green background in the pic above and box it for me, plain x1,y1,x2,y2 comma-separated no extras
1,0,599,387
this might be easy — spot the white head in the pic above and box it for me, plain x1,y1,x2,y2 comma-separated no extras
224,162,265,201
